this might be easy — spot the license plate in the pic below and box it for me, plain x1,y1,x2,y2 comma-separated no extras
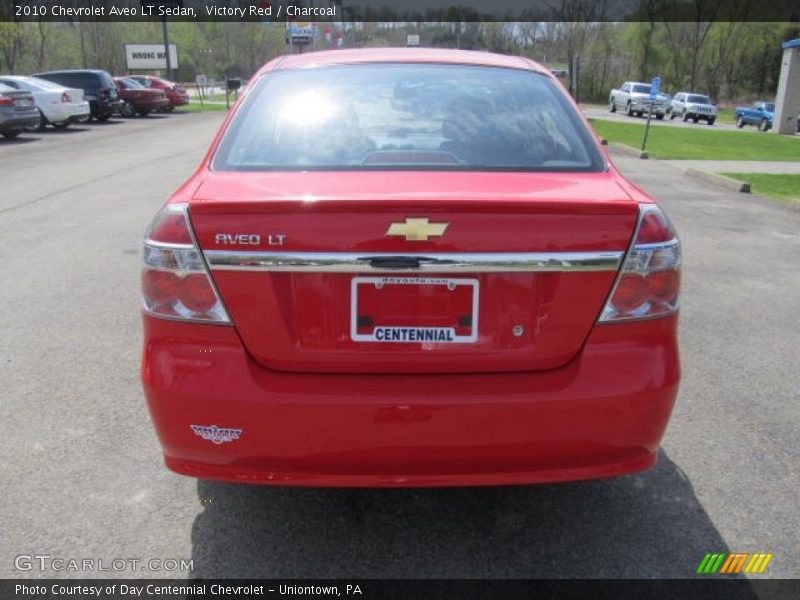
351,276,478,344
14,99,32,108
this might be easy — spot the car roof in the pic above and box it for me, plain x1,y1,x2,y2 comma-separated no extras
35,69,107,75
258,48,548,78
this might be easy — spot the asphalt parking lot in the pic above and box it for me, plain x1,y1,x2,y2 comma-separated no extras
1,113,798,579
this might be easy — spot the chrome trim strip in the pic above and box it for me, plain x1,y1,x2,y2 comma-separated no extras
203,250,624,273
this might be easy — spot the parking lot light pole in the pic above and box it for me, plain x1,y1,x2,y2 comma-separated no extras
162,16,172,81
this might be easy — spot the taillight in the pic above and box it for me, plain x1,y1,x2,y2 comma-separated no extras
142,204,230,323
599,204,680,322
61,92,72,103
0,94,13,106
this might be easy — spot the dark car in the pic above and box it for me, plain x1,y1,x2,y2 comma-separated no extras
114,78,170,117
0,82,41,139
126,75,189,111
33,69,122,121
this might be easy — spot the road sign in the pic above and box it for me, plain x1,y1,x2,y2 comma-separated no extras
125,44,178,70
287,21,314,46
407,34,420,47
650,77,660,99
195,74,207,87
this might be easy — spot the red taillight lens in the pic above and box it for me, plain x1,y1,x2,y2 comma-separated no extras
635,210,674,244
0,94,13,106
142,204,229,323
146,210,193,245
179,274,217,313
600,204,680,323
142,270,179,305
647,270,680,303
61,92,72,103
612,274,649,312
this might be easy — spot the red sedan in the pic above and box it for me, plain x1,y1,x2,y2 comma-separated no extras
140,48,680,487
126,75,189,110
114,77,169,117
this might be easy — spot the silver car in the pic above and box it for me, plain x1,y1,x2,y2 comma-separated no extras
669,92,718,125
0,82,41,139
0,75,90,130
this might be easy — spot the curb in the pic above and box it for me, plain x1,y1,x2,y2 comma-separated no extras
608,142,649,159
685,168,751,193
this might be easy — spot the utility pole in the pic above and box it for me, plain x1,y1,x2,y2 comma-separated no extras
162,15,172,81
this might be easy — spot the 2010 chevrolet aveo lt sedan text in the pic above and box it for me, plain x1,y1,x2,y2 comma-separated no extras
140,48,681,487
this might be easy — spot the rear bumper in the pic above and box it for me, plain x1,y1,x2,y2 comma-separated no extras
133,98,171,111
630,99,667,113
90,99,122,116
142,315,680,487
167,93,189,107
45,102,90,123
0,107,40,131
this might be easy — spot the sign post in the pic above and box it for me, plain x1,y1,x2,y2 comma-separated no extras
195,74,207,107
140,1,183,80
641,76,660,153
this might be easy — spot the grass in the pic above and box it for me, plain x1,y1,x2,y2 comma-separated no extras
176,99,229,113
723,173,800,203
590,119,800,161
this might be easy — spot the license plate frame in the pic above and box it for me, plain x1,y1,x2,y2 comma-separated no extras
350,276,479,344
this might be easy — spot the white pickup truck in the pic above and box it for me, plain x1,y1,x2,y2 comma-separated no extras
609,81,670,119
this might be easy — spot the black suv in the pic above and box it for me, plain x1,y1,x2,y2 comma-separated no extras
33,69,122,121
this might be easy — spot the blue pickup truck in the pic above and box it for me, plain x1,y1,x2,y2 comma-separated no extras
734,101,774,131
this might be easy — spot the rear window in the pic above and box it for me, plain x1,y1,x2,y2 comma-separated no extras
97,71,116,89
213,64,604,172
39,73,94,89
120,78,144,89
30,78,62,90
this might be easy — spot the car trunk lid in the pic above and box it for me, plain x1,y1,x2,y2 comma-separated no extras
190,171,637,374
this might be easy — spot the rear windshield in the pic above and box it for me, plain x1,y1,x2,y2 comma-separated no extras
97,71,116,89
27,78,61,91
121,78,144,89
38,72,97,89
687,95,711,104
213,64,604,172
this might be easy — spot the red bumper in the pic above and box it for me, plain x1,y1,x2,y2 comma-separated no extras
141,315,679,487
167,91,190,107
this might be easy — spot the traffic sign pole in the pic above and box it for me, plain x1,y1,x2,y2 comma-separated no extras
641,76,660,153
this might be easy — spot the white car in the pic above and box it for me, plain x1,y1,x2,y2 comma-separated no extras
0,75,90,130
669,92,718,125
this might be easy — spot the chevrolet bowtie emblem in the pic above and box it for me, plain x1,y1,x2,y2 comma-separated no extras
386,218,449,242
